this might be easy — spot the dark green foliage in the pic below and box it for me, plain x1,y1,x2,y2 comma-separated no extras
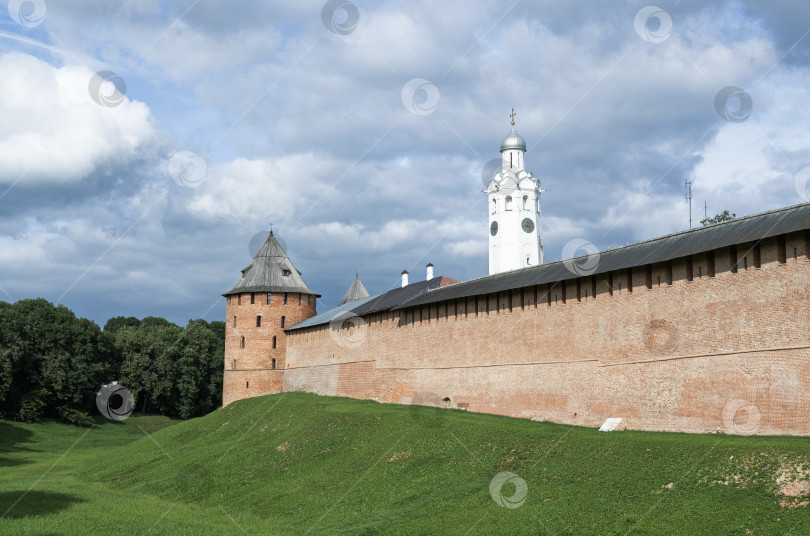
701,209,736,226
102,316,141,334
113,317,224,419
0,299,115,425
0,299,225,425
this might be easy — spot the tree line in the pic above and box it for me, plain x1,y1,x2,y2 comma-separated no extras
0,298,224,425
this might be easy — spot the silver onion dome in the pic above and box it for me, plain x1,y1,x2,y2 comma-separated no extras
500,125,527,152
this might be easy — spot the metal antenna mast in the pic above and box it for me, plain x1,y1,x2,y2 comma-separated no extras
685,179,693,228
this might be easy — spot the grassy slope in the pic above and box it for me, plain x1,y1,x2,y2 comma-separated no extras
1,392,809,535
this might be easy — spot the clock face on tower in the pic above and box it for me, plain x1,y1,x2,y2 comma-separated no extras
490,221,498,236
521,218,535,233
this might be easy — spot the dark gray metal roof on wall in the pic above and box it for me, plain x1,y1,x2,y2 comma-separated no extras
350,277,449,316
223,232,320,297
287,292,382,331
402,201,810,308
285,278,449,332
285,202,810,331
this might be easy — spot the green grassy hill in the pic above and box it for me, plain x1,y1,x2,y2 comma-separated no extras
2,392,809,535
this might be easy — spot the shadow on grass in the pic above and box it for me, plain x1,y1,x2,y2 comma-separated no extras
0,421,35,468
0,490,84,519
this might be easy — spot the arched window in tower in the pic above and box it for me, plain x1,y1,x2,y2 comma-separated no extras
505,196,513,211
232,315,236,328
266,293,271,304
272,336,277,349
491,199,497,214
271,358,277,369
522,195,528,210
283,292,288,305
256,315,261,327
281,316,285,328
240,336,245,349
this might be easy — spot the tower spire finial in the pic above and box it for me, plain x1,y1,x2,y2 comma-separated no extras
269,222,273,235
510,108,516,126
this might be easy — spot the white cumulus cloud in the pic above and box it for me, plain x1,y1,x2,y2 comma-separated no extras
0,52,157,185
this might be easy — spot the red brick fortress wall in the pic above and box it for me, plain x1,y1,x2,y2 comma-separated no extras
223,291,316,406
284,231,810,435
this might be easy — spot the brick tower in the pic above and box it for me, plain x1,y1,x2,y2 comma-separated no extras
221,231,319,406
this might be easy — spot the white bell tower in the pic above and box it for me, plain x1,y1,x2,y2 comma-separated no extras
485,110,544,275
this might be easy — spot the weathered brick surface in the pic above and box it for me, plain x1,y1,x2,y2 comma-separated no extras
283,232,810,435
223,291,316,406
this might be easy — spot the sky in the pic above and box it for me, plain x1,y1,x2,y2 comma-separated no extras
1,0,810,327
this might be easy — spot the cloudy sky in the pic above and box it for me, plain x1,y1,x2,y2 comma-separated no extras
1,0,810,326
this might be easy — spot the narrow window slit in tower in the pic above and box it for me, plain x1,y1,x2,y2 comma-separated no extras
730,245,738,274
805,230,810,260
777,235,787,264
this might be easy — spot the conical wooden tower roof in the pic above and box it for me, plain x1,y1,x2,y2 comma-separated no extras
223,232,319,296
338,274,370,305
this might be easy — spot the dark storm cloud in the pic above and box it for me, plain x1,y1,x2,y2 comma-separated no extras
1,0,809,323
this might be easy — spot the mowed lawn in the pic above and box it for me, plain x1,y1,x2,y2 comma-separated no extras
1,392,809,535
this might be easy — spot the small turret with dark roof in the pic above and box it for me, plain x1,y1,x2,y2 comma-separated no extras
339,273,370,305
